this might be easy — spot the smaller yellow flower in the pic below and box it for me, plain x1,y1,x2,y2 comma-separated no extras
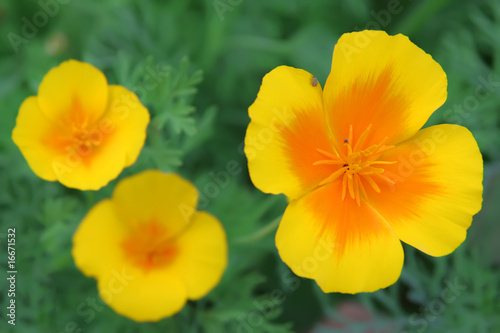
12,60,150,190
72,170,228,322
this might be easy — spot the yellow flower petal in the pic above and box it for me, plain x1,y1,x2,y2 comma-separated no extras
276,181,404,293
72,170,227,321
323,31,447,147
98,267,187,322
367,124,483,256
49,86,149,190
38,60,108,123
245,66,333,199
171,211,228,300
246,30,483,294
72,200,129,278
12,61,150,190
73,193,188,322
104,85,150,166
11,96,58,181
45,86,148,190
112,170,199,235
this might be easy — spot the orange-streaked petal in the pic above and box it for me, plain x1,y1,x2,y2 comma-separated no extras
73,200,185,322
111,170,199,235
12,96,59,181
38,60,108,124
367,124,483,256
72,171,229,322
275,181,404,293
323,31,447,149
245,66,333,200
170,211,227,300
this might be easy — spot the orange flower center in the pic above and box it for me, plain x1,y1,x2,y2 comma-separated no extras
45,99,106,163
314,124,396,205
121,221,178,272
68,120,93,148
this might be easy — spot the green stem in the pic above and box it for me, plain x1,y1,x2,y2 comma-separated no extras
84,190,95,209
234,215,282,244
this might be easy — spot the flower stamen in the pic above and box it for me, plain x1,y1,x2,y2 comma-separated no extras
314,124,396,205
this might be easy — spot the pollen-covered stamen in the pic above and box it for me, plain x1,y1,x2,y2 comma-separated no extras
58,97,105,150
47,98,102,155
313,124,396,205
70,124,93,148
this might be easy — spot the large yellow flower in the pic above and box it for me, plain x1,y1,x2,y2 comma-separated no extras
12,60,149,190
245,31,483,293
72,170,227,321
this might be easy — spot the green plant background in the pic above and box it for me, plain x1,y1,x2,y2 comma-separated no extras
1,0,499,332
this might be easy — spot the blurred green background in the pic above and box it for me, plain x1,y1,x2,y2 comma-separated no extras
1,0,499,332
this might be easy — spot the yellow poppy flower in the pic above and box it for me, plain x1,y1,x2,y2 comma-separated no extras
72,170,228,321
245,31,483,293
12,60,150,190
